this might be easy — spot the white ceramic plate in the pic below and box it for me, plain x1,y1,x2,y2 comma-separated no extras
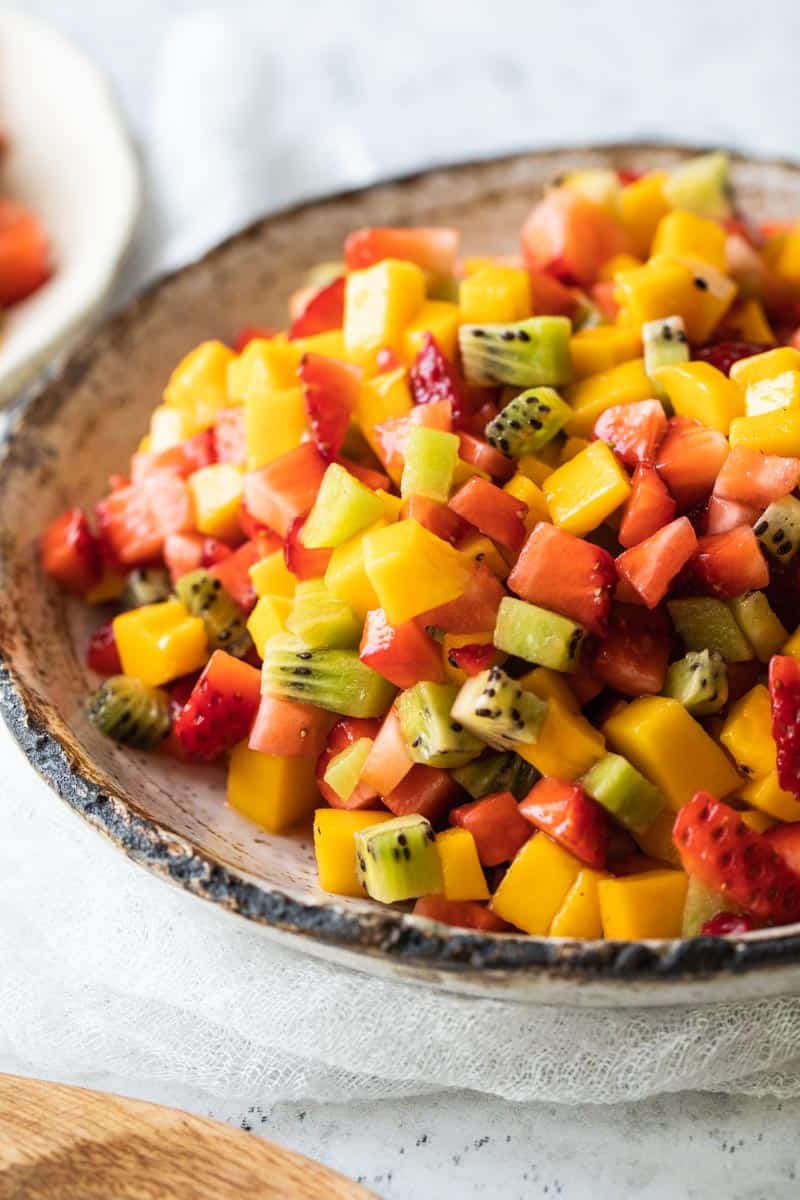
0,7,140,403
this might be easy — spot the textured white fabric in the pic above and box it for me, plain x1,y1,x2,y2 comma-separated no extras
5,2,800,1109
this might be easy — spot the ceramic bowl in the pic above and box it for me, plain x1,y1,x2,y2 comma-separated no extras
0,9,140,404
4,143,800,1007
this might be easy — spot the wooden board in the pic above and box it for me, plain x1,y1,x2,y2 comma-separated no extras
0,1074,377,1199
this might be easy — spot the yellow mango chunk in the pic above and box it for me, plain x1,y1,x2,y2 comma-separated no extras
724,298,775,346
728,409,800,455
436,828,490,901
491,834,582,935
457,533,509,580
459,265,531,325
730,346,800,388
516,453,555,487
86,569,127,606
775,221,800,285
401,300,461,364
362,520,473,625
113,600,208,687
719,685,775,779
149,405,194,453
653,362,744,433
163,340,236,430
517,698,605,780
740,771,800,822
313,808,391,897
619,171,670,257
228,337,302,398
344,259,426,368
569,325,642,381
518,666,580,713
549,868,609,939
228,742,319,833
544,441,631,536
291,330,347,360
356,368,414,461
247,594,292,657
559,436,591,464
651,209,728,273
632,809,682,868
564,357,652,437
740,808,777,833
614,256,736,344
604,697,741,812
249,550,298,599
744,371,800,417
783,626,800,661
376,488,404,522
188,464,244,541
598,253,644,282
324,520,386,620
244,385,308,470
503,474,549,531
598,870,688,939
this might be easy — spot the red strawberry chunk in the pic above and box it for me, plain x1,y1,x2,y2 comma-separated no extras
674,792,800,925
209,532,278,613
413,895,511,933
713,445,800,509
288,276,345,339
86,622,122,675
41,507,100,594
656,418,729,508
691,526,769,597
344,226,459,277
457,432,516,481
446,642,497,677
765,821,800,875
174,651,261,761
213,407,247,466
451,792,533,867
593,605,670,696
337,456,390,493
249,693,336,758
527,268,577,319
700,911,758,936
448,477,527,555
769,656,800,797
244,443,328,538
402,495,468,545
359,608,445,689
616,517,697,609
619,464,677,548
384,764,459,827
299,353,361,460
593,399,668,467
409,332,464,414
422,564,504,634
519,777,608,868
233,325,277,353
703,495,761,536
284,514,332,581
693,340,771,376
508,522,617,636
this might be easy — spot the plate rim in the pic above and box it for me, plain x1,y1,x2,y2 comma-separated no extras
4,139,800,986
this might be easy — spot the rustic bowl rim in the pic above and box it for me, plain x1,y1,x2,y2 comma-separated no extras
4,139,800,985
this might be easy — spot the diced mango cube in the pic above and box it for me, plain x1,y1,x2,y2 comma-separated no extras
598,870,688,939
344,260,426,368
376,488,404,522
544,441,631,536
113,600,208,687
728,409,800,455
724,298,775,346
457,534,509,580
244,385,308,470
564,358,652,437
775,221,800,286
491,834,582,935
228,741,319,833
362,520,474,625
313,808,392,897
517,698,605,780
744,371,800,417
619,171,670,257
149,405,194,453
249,551,298,599
503,474,549,530
651,210,728,273
653,362,744,433
518,666,580,713
740,770,800,822
614,257,735,344
247,594,292,657
569,325,642,381
163,340,236,430
604,697,741,811
228,337,302,398
436,827,490,901
730,346,800,388
719,685,775,779
459,266,531,325
549,868,608,938
291,330,347,360
188,463,244,541
401,301,461,364
324,521,386,620
356,369,414,461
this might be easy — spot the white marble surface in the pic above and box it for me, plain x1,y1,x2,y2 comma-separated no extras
6,0,800,1195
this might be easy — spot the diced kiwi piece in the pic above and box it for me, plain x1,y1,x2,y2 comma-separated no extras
323,737,374,802
87,675,171,749
400,425,460,503
398,681,483,768
753,495,800,563
355,814,443,903
459,316,572,388
667,597,753,663
450,665,547,751
453,751,540,800
119,566,172,611
493,596,585,673
175,569,252,658
682,874,737,938
729,591,788,663
484,386,571,458
663,650,729,716
643,316,689,402
301,463,385,549
262,634,396,717
581,752,664,833
286,580,361,649
664,151,733,219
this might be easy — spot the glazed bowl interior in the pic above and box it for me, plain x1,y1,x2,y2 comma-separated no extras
4,143,800,1005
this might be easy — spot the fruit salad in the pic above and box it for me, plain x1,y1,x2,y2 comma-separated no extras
0,133,51,310
40,150,800,941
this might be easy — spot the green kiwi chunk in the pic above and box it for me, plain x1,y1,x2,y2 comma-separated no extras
484,387,571,458
459,316,572,388
262,634,396,717
397,681,483,768
175,569,252,657
355,814,443,903
493,597,585,673
667,597,753,663
87,675,171,749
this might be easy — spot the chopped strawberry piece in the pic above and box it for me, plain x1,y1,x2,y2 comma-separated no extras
164,532,205,581
656,418,729,508
617,168,643,185
616,517,698,609
316,717,382,809
700,912,758,936
691,526,769,597
0,198,51,306
413,895,511,933
451,792,533,867
593,400,668,467
213,407,247,465
520,189,630,286
422,564,505,635
457,432,516,482
713,446,800,509
360,706,414,796
299,353,361,460
674,792,800,925
96,473,193,566
764,822,800,876
344,226,459,277
703,494,761,536
508,522,617,636
409,333,464,416
593,605,670,696
174,651,261,761
233,325,276,353
209,532,278,613
693,340,771,376
446,642,497,677
384,764,459,826
359,608,445,689
238,501,272,541
132,430,216,482
201,537,233,568
769,656,800,797
249,693,336,758
527,267,577,319
244,443,328,538
284,514,332,581
619,464,677,548
519,777,608,868
41,507,100,594
288,275,345,339
401,495,468,545
590,281,620,321
86,622,122,675
448,477,527,555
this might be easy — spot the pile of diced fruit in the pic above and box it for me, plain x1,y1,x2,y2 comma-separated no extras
41,151,800,941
